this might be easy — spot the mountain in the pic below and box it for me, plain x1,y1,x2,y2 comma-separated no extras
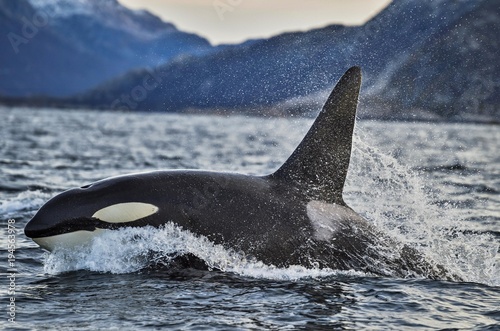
64,0,498,123
364,0,500,122
0,0,212,97
1,0,498,123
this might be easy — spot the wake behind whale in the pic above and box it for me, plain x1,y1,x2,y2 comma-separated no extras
25,67,457,280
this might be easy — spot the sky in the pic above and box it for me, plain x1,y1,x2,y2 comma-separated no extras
118,0,392,45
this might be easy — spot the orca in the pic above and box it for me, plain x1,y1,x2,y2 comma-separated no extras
24,67,450,278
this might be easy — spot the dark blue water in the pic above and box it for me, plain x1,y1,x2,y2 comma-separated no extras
1,107,499,330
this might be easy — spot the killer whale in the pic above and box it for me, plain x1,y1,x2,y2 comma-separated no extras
24,67,450,278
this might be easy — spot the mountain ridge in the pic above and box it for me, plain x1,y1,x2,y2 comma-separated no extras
0,0,212,97
1,0,498,123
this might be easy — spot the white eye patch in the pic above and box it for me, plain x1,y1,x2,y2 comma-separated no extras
92,202,159,223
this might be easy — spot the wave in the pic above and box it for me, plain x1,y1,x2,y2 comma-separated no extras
416,163,479,174
0,190,50,218
443,181,499,195
43,224,366,281
40,219,499,286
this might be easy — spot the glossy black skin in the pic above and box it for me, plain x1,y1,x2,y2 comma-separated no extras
25,170,376,270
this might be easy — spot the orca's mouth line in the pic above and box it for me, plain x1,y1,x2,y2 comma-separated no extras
24,217,120,238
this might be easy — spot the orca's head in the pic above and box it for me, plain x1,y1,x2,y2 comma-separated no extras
24,176,160,251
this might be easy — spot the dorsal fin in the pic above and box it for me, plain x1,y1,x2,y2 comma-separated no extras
270,66,361,205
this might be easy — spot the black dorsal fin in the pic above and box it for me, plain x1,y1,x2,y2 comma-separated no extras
270,66,361,205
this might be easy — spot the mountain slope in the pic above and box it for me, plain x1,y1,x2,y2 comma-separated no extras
365,0,500,121
0,0,212,97
69,0,498,122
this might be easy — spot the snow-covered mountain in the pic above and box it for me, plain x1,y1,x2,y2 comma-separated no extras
28,0,177,37
0,0,212,97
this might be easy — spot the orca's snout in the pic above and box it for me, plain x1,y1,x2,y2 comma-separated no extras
24,204,104,251
23,187,102,252
24,186,97,238
24,211,97,239
24,207,64,239
24,215,44,239
24,183,162,251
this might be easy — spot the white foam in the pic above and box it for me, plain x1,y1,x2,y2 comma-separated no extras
43,223,366,281
345,133,499,286
0,190,49,218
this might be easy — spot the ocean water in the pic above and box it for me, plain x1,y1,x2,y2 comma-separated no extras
0,107,499,330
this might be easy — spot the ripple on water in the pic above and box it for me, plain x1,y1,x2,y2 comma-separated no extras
0,108,499,330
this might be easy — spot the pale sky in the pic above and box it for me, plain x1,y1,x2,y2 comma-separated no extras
118,0,392,45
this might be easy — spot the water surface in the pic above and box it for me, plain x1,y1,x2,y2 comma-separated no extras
1,107,499,330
